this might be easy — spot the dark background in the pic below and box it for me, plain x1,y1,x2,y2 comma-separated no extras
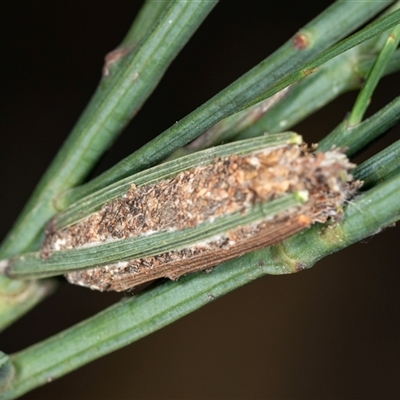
1,1,400,399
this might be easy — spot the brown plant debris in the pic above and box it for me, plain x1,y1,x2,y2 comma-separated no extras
42,144,360,291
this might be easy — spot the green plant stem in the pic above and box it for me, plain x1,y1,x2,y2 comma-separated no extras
233,47,362,141
119,0,170,48
0,0,217,260
236,51,400,142
318,95,400,154
163,89,290,161
348,23,400,126
66,1,395,202
165,46,400,159
4,168,400,399
357,47,400,77
246,7,400,108
353,139,400,189
156,0,400,160
236,1,400,141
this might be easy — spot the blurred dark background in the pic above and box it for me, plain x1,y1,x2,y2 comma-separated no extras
1,1,400,399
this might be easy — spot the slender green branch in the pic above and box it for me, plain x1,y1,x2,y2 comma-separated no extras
67,1,394,201
318,95,400,154
167,1,400,156
0,1,217,260
357,47,400,77
247,7,400,108
100,0,172,78
353,139,400,189
235,47,362,141
167,47,400,157
348,23,400,126
0,0,173,332
236,50,400,141
119,0,171,48
4,168,400,400
163,88,290,161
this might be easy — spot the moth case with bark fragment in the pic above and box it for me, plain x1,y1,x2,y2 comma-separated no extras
41,138,360,292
